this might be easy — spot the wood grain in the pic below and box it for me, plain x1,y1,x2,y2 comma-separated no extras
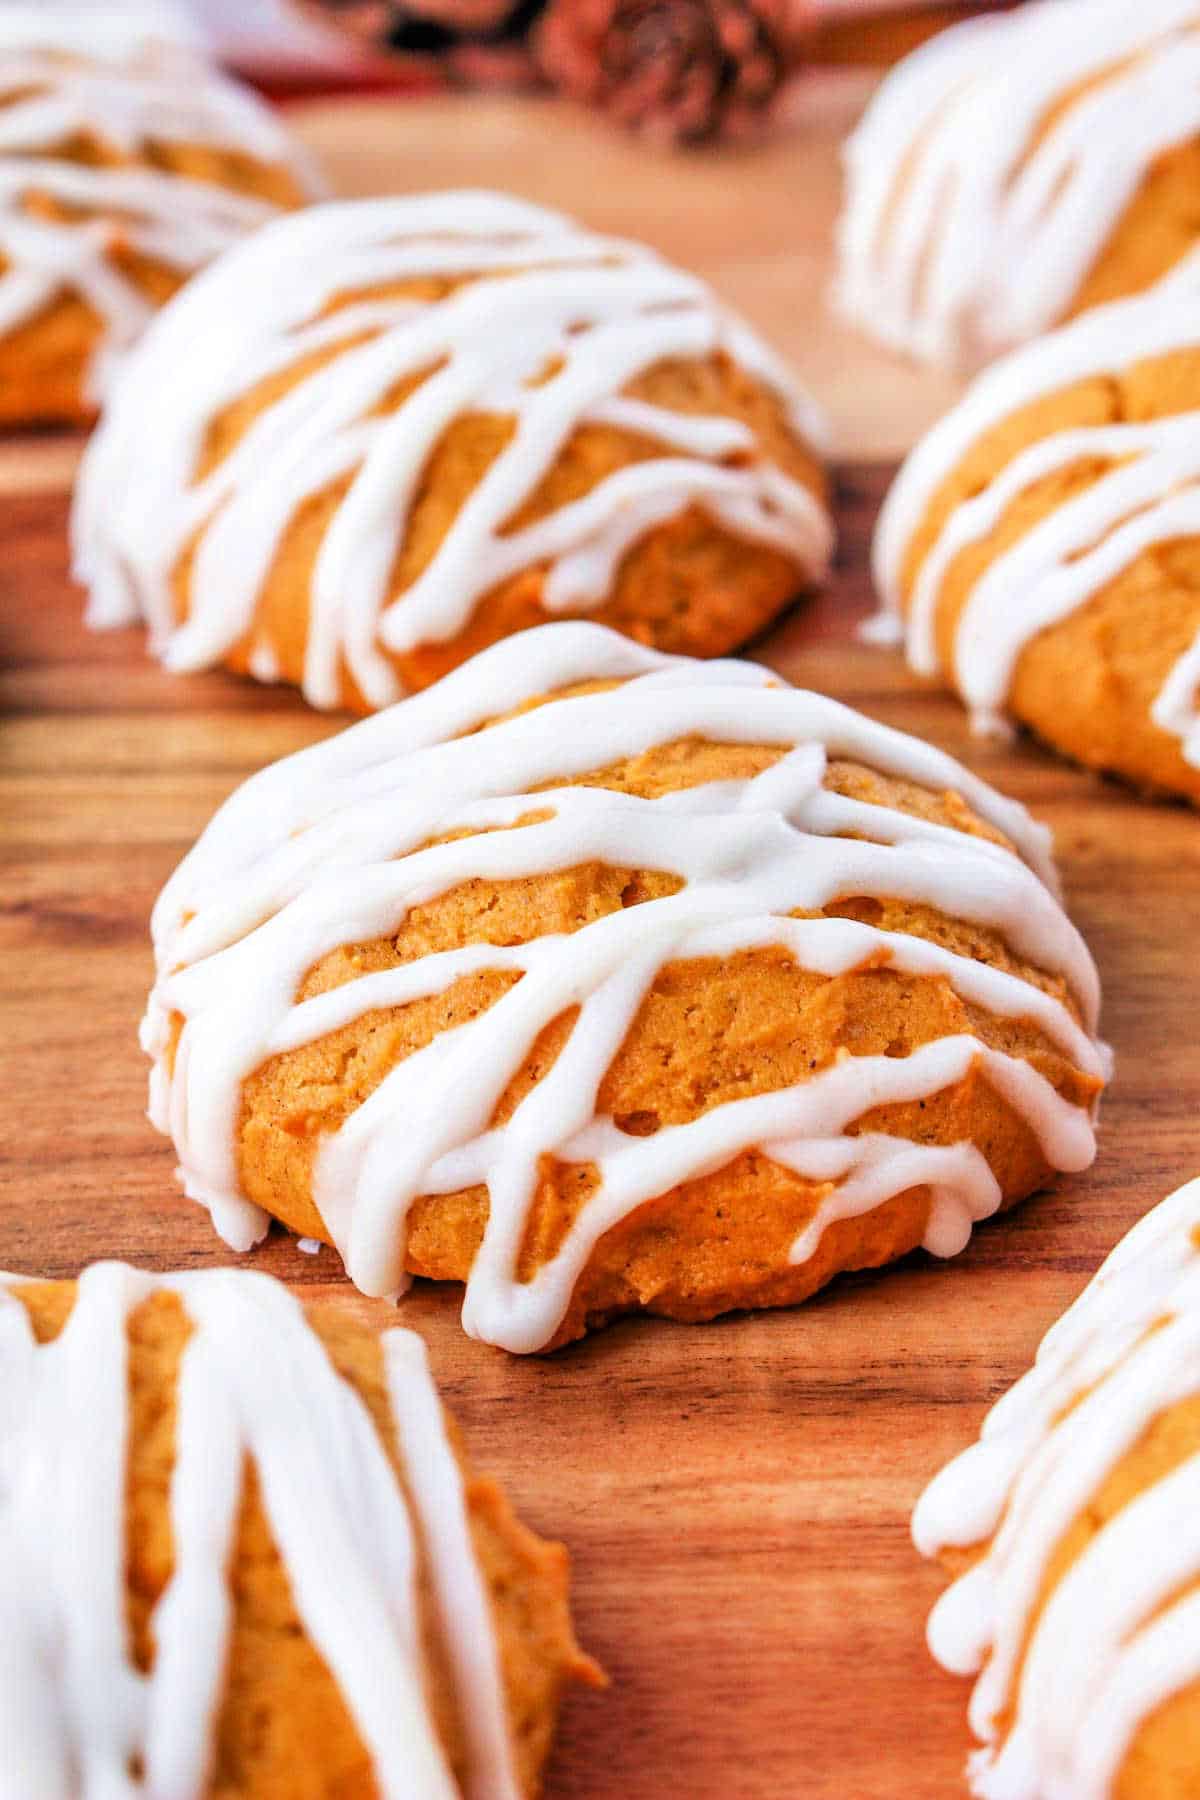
5,464,1199,1798
3,84,1200,1800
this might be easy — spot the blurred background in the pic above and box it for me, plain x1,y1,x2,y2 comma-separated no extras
92,0,1018,142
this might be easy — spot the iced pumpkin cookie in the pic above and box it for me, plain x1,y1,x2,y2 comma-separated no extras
0,7,319,425
873,287,1200,803
0,1261,595,1796
915,1175,1200,1800
836,0,1200,367
142,623,1107,1353
73,191,832,712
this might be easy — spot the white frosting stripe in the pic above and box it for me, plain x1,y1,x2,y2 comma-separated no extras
1155,633,1200,765
874,289,1200,771
142,1316,243,1797
385,1331,523,1800
915,1176,1200,1800
142,623,1104,1354
836,0,1200,364
874,288,1200,604
0,1265,520,1800
0,16,319,399
73,193,831,710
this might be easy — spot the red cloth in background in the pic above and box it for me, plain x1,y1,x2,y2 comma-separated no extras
200,0,1008,96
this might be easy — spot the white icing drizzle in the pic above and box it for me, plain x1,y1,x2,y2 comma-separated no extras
385,1332,522,1800
835,0,1200,366
873,287,1200,771
914,1176,1200,1800
142,622,1105,1354
0,1261,520,1800
72,191,831,712
0,9,320,401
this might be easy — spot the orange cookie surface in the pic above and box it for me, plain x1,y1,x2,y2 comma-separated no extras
0,8,318,425
915,1175,1200,1800
874,286,1200,804
0,1263,595,1795
142,624,1106,1352
74,191,831,712
836,0,1200,366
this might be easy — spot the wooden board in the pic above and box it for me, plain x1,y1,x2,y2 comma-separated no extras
3,82,1200,1800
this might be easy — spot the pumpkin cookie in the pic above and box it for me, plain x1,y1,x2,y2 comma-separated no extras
73,191,832,711
836,0,1200,367
915,1175,1200,1800
142,623,1107,1352
0,7,319,424
0,1261,596,1795
874,285,1200,803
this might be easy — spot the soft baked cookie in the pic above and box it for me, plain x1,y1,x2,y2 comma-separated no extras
872,286,1200,803
142,622,1107,1353
72,191,832,712
835,0,1200,367
915,1175,1200,1800
0,1261,596,1796
0,7,319,425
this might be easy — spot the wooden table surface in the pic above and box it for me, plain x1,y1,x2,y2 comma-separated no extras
4,81,1200,1800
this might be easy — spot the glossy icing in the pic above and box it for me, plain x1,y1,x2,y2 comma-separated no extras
915,1176,1200,1799
0,1262,520,1800
874,288,1200,771
74,192,831,709
0,7,318,398
142,624,1105,1353
836,0,1200,365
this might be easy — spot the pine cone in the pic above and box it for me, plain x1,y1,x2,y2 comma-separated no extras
537,0,801,145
